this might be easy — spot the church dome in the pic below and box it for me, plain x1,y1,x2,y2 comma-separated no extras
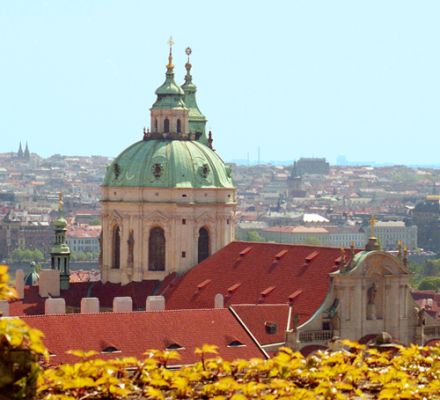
103,139,234,189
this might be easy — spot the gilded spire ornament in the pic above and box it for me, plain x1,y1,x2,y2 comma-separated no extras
403,244,408,267
365,215,380,251
167,36,175,71
58,192,63,213
369,215,377,238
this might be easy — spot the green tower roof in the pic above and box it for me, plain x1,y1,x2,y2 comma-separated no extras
53,216,67,229
151,47,186,110
103,139,233,189
181,48,208,144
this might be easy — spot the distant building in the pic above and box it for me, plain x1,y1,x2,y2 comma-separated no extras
413,199,440,252
292,157,330,176
67,225,101,254
16,141,30,160
367,221,418,250
260,225,366,248
0,214,52,258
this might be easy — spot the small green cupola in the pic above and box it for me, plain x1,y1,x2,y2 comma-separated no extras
50,193,71,290
149,38,190,137
181,47,208,144
151,38,186,110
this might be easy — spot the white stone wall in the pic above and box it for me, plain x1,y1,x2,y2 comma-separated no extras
101,186,236,283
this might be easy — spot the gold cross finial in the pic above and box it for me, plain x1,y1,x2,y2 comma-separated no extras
166,36,174,71
58,192,63,213
369,215,376,237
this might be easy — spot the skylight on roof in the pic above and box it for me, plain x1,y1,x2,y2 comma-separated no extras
101,346,120,353
227,340,246,348
166,343,185,351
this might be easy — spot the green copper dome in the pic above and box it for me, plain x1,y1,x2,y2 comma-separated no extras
103,139,233,189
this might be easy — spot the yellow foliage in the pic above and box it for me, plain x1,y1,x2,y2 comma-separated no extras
0,264,16,302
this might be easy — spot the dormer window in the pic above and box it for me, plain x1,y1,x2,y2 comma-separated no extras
166,343,185,351
177,119,182,133
101,346,120,353
164,118,170,133
227,340,245,347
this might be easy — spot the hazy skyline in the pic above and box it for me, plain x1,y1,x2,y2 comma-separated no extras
1,1,440,165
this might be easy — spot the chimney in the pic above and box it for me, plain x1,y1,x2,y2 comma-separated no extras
80,297,100,314
15,269,24,299
113,296,132,312
0,300,9,317
145,296,165,311
39,269,60,297
45,298,66,315
214,293,224,308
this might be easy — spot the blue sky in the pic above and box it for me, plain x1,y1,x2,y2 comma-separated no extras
1,0,439,165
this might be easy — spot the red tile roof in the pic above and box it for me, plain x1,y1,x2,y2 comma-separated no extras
19,309,266,365
9,279,161,316
166,242,356,327
411,290,440,319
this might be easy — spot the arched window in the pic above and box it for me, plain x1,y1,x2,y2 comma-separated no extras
164,118,170,133
149,227,165,271
154,118,158,131
198,227,210,263
112,225,121,269
176,119,182,133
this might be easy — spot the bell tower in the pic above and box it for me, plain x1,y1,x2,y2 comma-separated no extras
149,37,190,137
50,193,71,290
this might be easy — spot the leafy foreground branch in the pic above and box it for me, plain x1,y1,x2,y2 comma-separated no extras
2,331,440,400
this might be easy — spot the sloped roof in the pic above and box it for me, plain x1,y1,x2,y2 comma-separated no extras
165,242,350,325
19,309,266,365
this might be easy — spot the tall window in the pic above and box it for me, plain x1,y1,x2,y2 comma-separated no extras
198,227,210,263
164,118,170,133
176,119,182,133
127,230,134,267
154,118,158,131
112,225,121,269
149,227,165,271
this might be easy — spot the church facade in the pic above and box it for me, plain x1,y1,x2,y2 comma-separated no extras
100,45,236,284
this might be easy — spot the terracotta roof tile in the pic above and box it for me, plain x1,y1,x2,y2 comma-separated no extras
230,304,297,346
166,241,358,326
19,309,266,365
